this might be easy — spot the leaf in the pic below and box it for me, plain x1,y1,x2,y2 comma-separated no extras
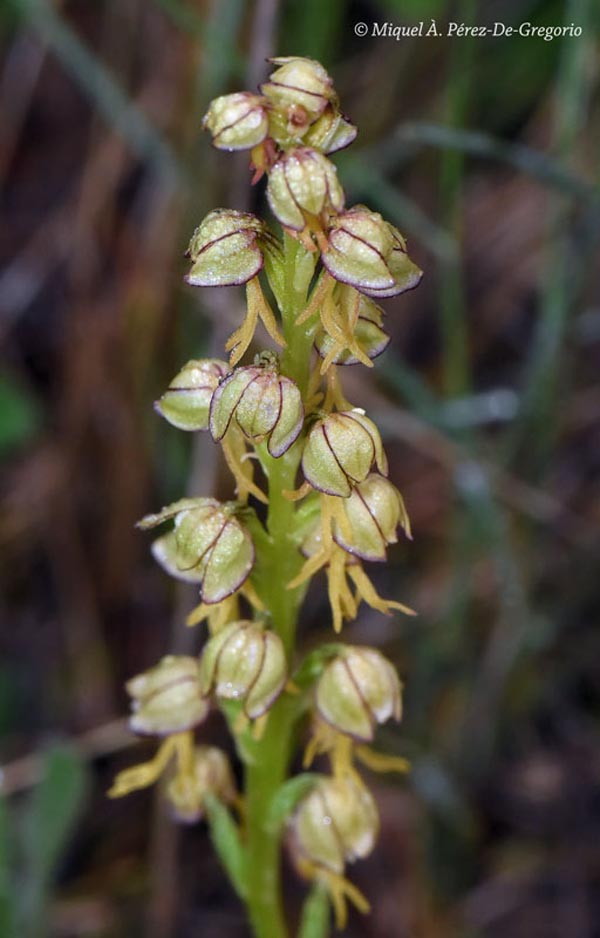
298,884,330,938
204,795,247,900
0,799,17,938
21,745,87,935
0,373,41,454
266,774,319,835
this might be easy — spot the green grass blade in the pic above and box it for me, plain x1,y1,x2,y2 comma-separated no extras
379,121,599,203
21,745,87,937
0,798,17,938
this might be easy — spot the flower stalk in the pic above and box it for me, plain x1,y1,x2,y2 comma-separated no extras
109,56,422,937
242,235,315,938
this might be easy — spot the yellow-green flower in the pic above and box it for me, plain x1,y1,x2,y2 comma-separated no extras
333,473,411,561
291,775,378,875
203,92,269,151
138,498,254,604
289,773,378,925
199,620,287,719
126,655,208,736
322,205,422,297
267,148,344,232
315,646,402,741
210,354,304,458
301,410,387,497
292,495,414,632
267,103,357,155
261,56,336,120
167,745,237,823
185,209,276,287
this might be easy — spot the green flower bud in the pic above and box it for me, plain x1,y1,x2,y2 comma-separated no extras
126,655,208,736
199,620,287,719
203,92,269,151
138,498,254,604
209,355,303,458
302,410,388,497
291,776,379,874
315,647,402,741
166,745,237,823
261,56,336,119
314,295,389,366
322,206,423,298
155,359,228,431
185,210,272,287
333,474,411,561
267,148,344,231
303,106,357,154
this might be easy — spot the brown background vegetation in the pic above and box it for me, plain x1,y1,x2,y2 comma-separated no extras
1,0,599,935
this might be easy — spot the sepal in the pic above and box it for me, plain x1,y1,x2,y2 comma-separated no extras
301,410,387,497
333,474,411,561
290,775,379,875
261,57,336,119
185,210,271,287
139,498,254,604
210,355,304,458
155,359,228,431
315,647,402,741
303,107,357,154
203,92,268,151
126,655,208,736
199,620,287,719
267,149,344,232
322,206,422,297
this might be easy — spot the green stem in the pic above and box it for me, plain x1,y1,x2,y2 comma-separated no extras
243,235,316,938
280,233,318,397
244,698,299,938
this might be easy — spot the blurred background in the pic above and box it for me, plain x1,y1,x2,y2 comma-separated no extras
1,0,599,935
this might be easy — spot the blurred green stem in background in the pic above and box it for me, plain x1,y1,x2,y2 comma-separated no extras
438,0,476,399
509,0,594,475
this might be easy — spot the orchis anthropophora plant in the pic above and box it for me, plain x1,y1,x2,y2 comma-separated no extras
109,56,422,937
